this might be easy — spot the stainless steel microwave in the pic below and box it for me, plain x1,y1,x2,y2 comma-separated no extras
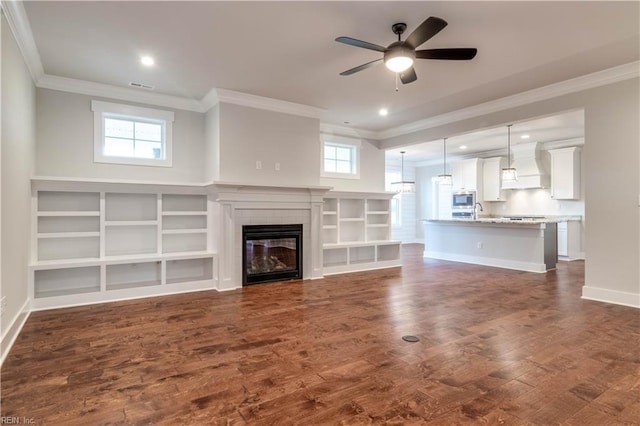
452,191,476,209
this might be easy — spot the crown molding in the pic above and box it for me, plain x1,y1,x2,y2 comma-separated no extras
378,61,640,141
319,123,378,141
214,88,326,119
37,74,203,112
1,0,44,82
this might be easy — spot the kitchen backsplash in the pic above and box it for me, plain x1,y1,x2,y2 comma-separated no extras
484,187,585,217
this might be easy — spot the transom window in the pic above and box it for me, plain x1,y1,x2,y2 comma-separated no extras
92,101,174,167
321,136,361,179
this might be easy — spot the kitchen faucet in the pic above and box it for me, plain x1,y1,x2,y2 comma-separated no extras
473,202,484,220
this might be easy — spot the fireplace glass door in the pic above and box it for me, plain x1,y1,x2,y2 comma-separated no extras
242,224,302,285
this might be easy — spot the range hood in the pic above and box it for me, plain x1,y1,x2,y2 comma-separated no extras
502,142,550,189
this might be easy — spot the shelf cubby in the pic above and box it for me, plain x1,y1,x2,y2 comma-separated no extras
105,225,157,256
323,198,338,214
166,257,213,284
339,199,364,219
367,213,389,225
162,194,207,212
323,247,348,267
339,221,365,243
367,227,390,242
366,199,390,213
162,233,207,253
38,216,99,233
106,261,161,291
163,215,206,230
38,191,100,212
378,243,401,262
349,246,375,264
34,266,101,298
323,227,338,245
106,193,157,221
38,237,100,261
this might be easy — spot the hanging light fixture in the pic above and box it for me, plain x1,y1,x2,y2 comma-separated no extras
502,124,518,182
438,138,453,185
391,151,415,193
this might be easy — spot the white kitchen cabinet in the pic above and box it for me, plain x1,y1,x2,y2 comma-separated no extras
557,222,568,256
482,157,506,202
451,158,483,200
549,147,581,200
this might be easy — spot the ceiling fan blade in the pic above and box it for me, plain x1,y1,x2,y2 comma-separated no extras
340,58,383,76
335,36,387,52
400,67,417,84
416,48,478,60
405,16,448,49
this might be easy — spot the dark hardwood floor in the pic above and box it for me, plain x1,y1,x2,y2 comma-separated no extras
2,244,639,425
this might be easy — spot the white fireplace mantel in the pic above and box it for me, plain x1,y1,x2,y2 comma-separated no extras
209,182,332,290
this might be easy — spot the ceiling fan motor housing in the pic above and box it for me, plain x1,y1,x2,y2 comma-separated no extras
384,42,416,72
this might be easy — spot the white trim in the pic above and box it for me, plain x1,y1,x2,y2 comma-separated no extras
0,1,44,83
39,74,203,112
1,298,31,367
214,88,325,119
91,100,174,167
582,286,640,309
379,61,639,140
423,251,548,273
319,123,379,141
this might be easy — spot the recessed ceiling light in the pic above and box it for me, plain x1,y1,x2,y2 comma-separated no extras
379,108,388,116
521,134,530,139
141,56,155,66
459,145,468,150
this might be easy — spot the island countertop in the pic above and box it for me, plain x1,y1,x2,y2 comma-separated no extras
425,215,582,225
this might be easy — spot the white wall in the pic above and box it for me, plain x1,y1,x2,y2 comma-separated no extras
385,156,417,242
415,164,444,240
204,103,220,182
1,11,36,360
383,78,640,308
321,138,386,192
218,103,321,186
35,88,206,183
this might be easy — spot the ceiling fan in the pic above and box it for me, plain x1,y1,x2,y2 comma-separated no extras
336,16,477,84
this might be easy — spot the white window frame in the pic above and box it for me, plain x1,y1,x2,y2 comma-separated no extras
320,135,361,179
391,196,402,227
91,100,174,167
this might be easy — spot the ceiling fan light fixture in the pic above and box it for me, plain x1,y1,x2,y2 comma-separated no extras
384,45,415,73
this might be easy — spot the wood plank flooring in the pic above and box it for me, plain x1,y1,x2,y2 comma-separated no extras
2,244,639,425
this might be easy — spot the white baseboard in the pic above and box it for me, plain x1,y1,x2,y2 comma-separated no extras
582,286,640,308
424,251,547,273
1,298,32,367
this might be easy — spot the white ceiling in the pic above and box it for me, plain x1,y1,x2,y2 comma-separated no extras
20,2,640,137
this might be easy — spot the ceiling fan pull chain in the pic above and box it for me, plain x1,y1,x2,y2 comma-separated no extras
395,73,399,92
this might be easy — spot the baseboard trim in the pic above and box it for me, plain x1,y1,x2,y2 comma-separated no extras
424,251,547,273
582,286,640,308
1,298,32,367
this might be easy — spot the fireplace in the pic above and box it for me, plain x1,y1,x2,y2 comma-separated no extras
242,224,303,286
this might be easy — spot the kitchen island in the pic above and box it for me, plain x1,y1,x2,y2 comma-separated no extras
423,217,578,273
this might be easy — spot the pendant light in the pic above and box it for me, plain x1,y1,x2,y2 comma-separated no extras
502,124,518,182
391,151,415,193
438,138,453,185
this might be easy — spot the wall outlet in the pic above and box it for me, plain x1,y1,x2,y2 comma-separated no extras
0,296,6,317
255,160,262,170
477,242,483,249
275,162,280,171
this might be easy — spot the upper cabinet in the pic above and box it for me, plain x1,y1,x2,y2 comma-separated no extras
451,158,483,199
549,147,581,200
482,157,506,202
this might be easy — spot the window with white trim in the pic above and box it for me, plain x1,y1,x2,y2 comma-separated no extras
92,100,174,167
321,135,360,179
391,196,401,226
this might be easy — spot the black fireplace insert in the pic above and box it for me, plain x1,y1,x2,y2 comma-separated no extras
242,224,302,286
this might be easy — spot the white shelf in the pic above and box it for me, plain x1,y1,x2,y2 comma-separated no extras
105,220,158,227
366,224,387,228
38,232,100,239
162,211,207,216
37,211,100,217
339,218,364,222
366,211,389,215
322,211,337,215
162,228,207,235
322,225,337,230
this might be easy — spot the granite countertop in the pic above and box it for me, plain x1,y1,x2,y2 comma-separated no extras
426,215,582,224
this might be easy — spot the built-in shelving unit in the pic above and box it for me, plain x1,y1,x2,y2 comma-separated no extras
30,179,216,310
322,192,401,275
